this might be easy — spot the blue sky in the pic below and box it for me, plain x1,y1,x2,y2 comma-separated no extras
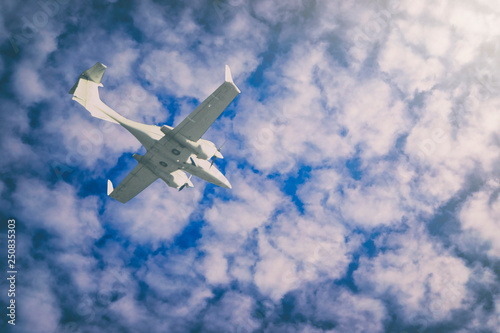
1,0,500,332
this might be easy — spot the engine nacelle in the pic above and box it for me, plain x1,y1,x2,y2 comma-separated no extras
194,139,222,160
172,134,223,160
161,126,223,160
165,170,193,189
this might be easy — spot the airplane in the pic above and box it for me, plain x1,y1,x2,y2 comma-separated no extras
69,62,240,203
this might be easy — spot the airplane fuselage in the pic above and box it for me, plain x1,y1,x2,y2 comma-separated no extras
116,115,231,189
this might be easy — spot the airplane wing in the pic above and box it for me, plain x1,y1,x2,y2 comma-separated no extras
107,162,158,203
106,65,240,203
170,65,241,142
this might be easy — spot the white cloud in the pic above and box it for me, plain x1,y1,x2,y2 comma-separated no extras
248,195,355,300
254,233,301,301
379,31,444,94
252,0,306,25
232,42,353,172
253,215,353,301
107,47,140,80
199,166,357,301
313,288,387,333
135,252,215,325
296,168,343,213
17,265,62,333
447,1,500,37
396,19,451,57
103,82,167,124
268,284,387,333
56,113,141,169
134,0,268,101
13,65,48,103
340,183,405,227
12,177,104,248
199,165,287,288
297,166,410,229
404,89,500,207
203,163,284,237
201,248,230,285
201,291,261,332
109,294,150,328
354,225,471,324
56,252,98,292
104,179,203,246
339,78,408,159
459,180,500,258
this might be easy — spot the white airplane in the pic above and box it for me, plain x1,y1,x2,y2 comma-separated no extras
69,62,240,203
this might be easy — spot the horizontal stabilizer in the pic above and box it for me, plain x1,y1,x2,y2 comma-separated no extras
82,62,107,84
69,62,107,94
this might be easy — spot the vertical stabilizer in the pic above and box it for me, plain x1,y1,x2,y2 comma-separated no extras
69,62,122,124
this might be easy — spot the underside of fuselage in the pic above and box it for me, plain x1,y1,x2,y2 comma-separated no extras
120,121,231,190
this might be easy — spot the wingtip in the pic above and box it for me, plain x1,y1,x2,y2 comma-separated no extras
225,65,241,93
107,179,114,196
225,64,233,83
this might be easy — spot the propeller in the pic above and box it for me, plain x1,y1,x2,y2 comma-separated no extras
210,141,226,168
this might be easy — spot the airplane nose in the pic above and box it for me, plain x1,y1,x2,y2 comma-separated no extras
221,179,232,189
218,175,232,189
209,164,232,189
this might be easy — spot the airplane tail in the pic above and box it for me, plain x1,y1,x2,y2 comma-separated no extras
69,62,122,124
